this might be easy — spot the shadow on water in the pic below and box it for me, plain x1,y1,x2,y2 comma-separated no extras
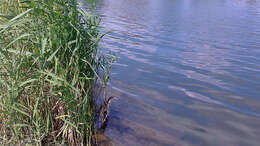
79,0,260,145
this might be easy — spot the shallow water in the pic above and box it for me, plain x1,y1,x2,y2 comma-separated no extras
80,0,260,145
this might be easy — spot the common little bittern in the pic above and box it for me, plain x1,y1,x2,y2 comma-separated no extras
99,96,115,129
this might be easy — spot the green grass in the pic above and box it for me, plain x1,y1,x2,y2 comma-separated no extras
0,0,114,145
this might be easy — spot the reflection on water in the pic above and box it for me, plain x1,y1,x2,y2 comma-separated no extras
80,0,260,145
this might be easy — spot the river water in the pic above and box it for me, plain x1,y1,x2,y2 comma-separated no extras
80,0,260,145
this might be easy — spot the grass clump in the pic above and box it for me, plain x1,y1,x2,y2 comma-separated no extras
0,0,113,145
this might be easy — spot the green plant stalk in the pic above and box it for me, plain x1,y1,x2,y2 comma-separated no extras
0,0,114,145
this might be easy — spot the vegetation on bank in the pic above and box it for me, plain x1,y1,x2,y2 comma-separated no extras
0,0,113,145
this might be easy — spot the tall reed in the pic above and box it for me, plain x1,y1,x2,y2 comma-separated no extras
0,0,113,145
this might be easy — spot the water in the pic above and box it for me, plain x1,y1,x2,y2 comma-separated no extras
79,0,260,145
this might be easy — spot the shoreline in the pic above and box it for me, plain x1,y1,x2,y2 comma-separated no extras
0,0,112,145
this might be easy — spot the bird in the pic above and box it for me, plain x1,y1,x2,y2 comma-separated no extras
98,96,115,129
92,97,115,146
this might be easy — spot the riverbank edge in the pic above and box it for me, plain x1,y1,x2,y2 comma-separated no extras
0,0,112,145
